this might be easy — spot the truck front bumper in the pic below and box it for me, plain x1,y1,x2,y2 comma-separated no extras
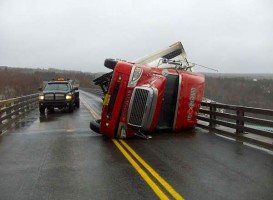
39,101,73,108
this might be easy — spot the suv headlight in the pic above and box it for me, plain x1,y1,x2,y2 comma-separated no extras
39,95,44,100
66,95,73,100
128,66,143,87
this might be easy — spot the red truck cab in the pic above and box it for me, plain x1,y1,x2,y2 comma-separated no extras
91,42,205,138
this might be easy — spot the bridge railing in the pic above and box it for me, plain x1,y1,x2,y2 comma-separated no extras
3,89,272,150
0,94,38,134
83,88,273,150
197,102,273,150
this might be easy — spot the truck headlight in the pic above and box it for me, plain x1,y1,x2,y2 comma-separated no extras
39,95,44,100
128,66,143,87
66,95,72,100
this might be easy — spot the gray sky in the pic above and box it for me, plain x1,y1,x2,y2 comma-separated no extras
1,0,272,73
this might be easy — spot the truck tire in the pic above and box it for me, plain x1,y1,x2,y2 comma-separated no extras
104,59,117,70
39,106,45,114
90,119,101,134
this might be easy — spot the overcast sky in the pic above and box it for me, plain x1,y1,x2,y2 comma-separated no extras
0,0,272,73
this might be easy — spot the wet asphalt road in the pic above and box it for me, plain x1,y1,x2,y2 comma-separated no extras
0,91,272,200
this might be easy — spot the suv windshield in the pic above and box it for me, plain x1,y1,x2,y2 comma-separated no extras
44,83,70,91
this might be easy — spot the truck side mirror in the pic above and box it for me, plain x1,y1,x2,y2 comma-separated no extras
38,87,43,91
73,87,79,90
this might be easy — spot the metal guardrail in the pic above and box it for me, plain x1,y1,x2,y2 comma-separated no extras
0,94,39,134
83,88,273,150
197,102,273,150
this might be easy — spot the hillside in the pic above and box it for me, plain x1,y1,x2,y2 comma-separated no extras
0,67,98,100
204,74,273,109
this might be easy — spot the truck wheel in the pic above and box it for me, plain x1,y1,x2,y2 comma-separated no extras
90,119,101,134
39,106,45,114
104,58,117,70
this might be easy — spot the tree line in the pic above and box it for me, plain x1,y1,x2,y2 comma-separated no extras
204,75,273,109
0,67,97,100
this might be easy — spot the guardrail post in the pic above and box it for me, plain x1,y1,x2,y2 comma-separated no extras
236,108,245,134
21,98,26,113
24,98,28,112
209,103,216,128
28,97,32,110
8,102,13,120
0,110,2,134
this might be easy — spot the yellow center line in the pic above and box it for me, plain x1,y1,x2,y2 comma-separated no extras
119,140,184,200
112,139,169,200
80,97,100,120
81,94,185,199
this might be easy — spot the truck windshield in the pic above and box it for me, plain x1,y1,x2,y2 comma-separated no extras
44,83,70,91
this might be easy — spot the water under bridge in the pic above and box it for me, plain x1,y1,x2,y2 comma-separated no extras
0,90,272,200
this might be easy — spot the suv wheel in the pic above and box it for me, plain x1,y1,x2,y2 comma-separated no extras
76,100,80,108
69,105,74,112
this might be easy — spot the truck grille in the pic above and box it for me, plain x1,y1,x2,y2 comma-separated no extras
128,87,153,127
45,94,54,100
44,93,65,100
55,94,65,100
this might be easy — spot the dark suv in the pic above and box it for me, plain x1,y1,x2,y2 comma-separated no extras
38,79,79,113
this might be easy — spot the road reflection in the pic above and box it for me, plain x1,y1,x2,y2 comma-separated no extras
39,108,75,123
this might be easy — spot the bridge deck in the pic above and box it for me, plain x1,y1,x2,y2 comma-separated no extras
0,91,272,200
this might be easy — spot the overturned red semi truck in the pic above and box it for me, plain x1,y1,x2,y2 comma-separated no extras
90,42,205,138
